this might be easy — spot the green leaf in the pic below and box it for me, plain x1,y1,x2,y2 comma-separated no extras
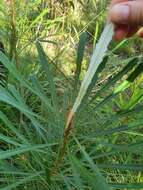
110,183,143,189
94,141,143,159
0,133,20,146
0,52,54,113
103,104,143,128
127,60,143,82
91,57,138,104
69,155,84,190
0,111,28,143
72,23,114,114
79,56,109,111
61,173,74,190
31,75,55,114
98,164,143,171
70,155,110,190
75,32,87,84
1,172,42,190
36,41,58,109
0,86,47,141
72,137,111,190
0,144,52,160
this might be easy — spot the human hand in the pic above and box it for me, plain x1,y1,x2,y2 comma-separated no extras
109,0,143,40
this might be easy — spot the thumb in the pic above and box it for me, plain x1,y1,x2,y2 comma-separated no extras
109,0,143,25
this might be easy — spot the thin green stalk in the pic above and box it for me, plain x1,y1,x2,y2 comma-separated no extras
10,0,18,68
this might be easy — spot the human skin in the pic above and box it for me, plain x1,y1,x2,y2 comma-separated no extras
109,0,143,40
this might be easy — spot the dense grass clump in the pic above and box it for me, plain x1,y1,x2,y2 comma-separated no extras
0,1,143,190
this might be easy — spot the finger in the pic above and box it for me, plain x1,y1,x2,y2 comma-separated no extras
109,0,143,25
108,0,128,22
127,26,139,37
114,24,129,40
111,0,128,6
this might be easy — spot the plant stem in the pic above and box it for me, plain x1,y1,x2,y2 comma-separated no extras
10,0,18,68
52,111,74,174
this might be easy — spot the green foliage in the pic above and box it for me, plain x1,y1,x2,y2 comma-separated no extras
0,0,143,190
75,32,87,86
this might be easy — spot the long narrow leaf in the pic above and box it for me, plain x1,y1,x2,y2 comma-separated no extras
75,32,87,85
72,23,114,114
1,172,42,190
36,41,58,108
0,52,54,113
0,144,52,160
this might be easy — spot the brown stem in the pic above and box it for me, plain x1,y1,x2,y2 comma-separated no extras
52,111,74,174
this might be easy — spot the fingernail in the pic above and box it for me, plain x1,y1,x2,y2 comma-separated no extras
111,4,130,23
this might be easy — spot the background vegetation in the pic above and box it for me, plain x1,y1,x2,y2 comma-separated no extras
0,0,143,189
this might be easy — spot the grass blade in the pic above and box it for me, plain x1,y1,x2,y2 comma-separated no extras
0,52,54,113
69,154,110,190
110,183,143,189
1,172,42,190
90,57,139,105
73,137,111,190
0,111,28,143
36,41,58,108
75,32,87,85
72,23,114,114
0,144,50,160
